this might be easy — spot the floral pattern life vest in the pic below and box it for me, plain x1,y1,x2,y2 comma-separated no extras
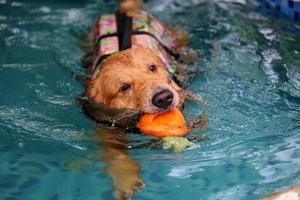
92,11,177,79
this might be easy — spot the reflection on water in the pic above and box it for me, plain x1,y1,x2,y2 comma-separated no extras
0,0,300,199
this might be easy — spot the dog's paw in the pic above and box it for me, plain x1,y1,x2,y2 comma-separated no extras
106,159,145,200
114,176,145,200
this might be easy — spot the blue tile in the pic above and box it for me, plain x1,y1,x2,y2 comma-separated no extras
288,0,294,8
294,11,300,20
276,4,281,11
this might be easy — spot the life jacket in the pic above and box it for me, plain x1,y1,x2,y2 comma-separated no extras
91,10,179,79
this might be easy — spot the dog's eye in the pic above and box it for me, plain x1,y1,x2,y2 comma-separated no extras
148,64,157,72
120,83,131,92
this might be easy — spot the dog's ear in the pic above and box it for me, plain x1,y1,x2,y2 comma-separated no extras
85,78,106,104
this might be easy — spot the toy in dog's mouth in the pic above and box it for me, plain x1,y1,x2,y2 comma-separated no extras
79,92,204,138
80,96,190,137
79,95,206,152
137,108,191,138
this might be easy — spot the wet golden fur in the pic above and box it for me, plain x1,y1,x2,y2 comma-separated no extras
86,48,184,113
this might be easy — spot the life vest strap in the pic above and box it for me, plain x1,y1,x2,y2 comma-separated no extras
131,31,180,60
95,30,179,60
94,32,118,48
116,11,133,50
93,54,112,71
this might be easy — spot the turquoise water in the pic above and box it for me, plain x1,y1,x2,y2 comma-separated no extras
1,0,300,199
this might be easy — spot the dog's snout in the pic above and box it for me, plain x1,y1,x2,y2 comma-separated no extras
151,89,174,109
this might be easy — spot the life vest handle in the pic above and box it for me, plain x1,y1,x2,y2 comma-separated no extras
115,11,133,50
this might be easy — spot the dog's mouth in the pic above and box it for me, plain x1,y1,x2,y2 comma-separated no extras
148,104,175,114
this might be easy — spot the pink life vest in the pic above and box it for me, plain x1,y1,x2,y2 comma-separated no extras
91,10,178,79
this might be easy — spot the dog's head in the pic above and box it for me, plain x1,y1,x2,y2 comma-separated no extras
86,48,183,113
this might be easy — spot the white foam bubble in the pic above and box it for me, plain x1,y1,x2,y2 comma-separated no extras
261,49,281,83
167,164,204,178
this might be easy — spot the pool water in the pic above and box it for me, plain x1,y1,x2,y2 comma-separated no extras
1,0,300,199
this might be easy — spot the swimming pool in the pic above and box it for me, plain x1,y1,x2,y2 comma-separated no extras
0,0,300,199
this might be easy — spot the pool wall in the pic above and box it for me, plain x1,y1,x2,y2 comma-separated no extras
264,0,300,21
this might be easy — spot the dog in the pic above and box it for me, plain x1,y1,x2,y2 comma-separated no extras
84,0,198,114
80,0,199,199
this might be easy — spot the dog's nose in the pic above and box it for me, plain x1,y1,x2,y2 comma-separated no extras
151,89,174,109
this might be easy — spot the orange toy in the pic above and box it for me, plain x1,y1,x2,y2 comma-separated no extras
137,108,191,138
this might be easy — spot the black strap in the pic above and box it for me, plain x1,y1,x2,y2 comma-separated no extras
95,30,180,60
131,31,180,59
94,33,118,48
115,12,133,50
94,54,112,70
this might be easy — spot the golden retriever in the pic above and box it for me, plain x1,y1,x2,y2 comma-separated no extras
80,0,199,199
85,47,184,113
